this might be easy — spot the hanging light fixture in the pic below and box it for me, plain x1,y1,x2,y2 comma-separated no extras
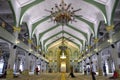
59,26,67,59
45,0,81,26
60,51,66,59
59,25,67,50
59,35,67,59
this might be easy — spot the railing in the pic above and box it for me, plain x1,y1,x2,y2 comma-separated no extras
31,44,37,52
0,17,37,51
0,17,14,34
18,34,29,45
114,23,120,33
18,35,38,51
98,33,109,46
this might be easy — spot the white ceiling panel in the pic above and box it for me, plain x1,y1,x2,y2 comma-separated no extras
34,20,56,35
64,26,86,40
16,0,35,7
69,19,91,34
41,26,62,42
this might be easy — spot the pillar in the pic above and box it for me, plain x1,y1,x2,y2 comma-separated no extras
15,57,21,72
80,61,83,73
107,25,120,77
22,52,30,76
33,57,37,72
97,53,103,76
23,39,32,75
6,26,21,79
110,44,120,75
83,59,87,75
81,60,84,74
6,45,17,79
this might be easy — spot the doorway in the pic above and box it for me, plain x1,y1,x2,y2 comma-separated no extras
61,62,66,72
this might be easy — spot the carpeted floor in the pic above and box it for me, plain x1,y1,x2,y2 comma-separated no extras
0,73,118,80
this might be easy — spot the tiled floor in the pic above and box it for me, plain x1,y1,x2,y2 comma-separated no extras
0,73,119,80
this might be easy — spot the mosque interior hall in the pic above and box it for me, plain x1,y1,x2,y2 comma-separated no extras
0,0,120,80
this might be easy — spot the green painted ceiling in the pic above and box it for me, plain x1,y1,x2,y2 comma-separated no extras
9,0,118,54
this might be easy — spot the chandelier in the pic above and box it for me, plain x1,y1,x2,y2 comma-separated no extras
59,37,67,59
45,0,81,25
59,26,67,59
60,51,66,59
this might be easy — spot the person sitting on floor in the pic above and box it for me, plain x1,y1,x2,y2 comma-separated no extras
109,70,119,79
68,66,75,78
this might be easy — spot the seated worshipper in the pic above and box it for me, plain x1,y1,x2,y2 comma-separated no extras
68,66,75,78
109,70,119,79
35,66,39,75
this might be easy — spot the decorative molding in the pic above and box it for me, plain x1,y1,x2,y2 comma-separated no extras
28,39,32,44
106,25,114,32
13,26,21,32
94,38,99,43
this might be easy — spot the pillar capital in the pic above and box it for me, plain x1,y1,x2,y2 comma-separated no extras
87,45,91,49
28,39,32,44
2,22,5,28
94,38,99,43
36,46,40,49
13,26,21,32
106,25,114,32
83,50,86,53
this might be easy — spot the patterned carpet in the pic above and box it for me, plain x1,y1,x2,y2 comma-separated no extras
0,73,118,80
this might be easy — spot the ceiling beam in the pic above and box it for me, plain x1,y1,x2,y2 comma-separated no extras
44,31,84,50
32,16,51,35
44,31,82,47
84,0,107,24
20,0,44,25
46,37,80,51
66,24,88,40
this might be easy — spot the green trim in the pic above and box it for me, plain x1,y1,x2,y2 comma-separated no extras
96,21,102,37
40,41,42,50
23,22,31,39
47,37,80,50
44,31,63,45
89,34,93,46
75,17,94,34
38,24,59,40
44,31,84,51
64,31,83,44
32,16,50,33
84,0,107,24
44,31,83,50
67,24,88,40
20,0,44,25
33,34,37,46
40,23,87,46
7,0,16,26
44,31,83,46
110,0,119,25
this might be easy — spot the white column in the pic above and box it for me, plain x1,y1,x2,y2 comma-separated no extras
7,45,16,69
79,62,82,73
110,44,120,73
15,57,21,72
6,44,17,78
23,52,30,75
107,25,120,77
6,26,21,79
97,53,103,76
